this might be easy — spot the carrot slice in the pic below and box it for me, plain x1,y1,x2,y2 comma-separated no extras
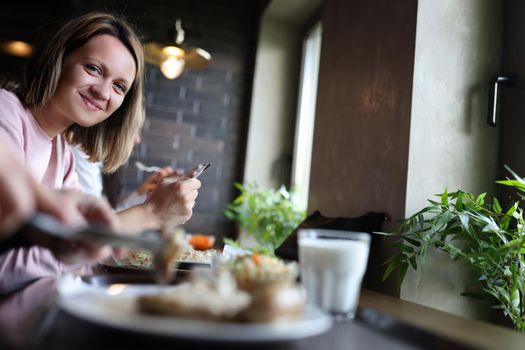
189,235,214,250
251,253,261,265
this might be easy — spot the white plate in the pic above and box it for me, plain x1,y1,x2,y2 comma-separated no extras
57,276,333,343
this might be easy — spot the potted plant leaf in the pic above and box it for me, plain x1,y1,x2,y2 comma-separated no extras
224,182,306,254
381,166,525,331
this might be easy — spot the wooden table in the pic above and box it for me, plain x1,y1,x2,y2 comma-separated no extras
359,289,525,350
0,275,523,350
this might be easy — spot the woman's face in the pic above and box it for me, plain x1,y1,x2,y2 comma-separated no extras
50,34,136,128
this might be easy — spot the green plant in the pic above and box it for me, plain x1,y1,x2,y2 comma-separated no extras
381,167,525,331
224,182,306,253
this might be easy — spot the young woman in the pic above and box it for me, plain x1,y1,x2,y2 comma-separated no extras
0,12,201,293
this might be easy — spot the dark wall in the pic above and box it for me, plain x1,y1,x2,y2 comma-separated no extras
0,1,71,77
499,0,525,206
0,0,266,238
309,0,418,295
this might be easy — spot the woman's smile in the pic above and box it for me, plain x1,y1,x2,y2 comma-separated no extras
79,93,103,111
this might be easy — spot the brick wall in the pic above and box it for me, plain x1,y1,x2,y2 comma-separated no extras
0,0,266,239
96,0,265,238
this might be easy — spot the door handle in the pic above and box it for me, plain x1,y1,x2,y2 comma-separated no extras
488,74,518,127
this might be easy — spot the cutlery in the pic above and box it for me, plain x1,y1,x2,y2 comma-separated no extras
162,163,211,184
187,163,211,178
135,161,163,173
136,161,211,179
17,212,164,255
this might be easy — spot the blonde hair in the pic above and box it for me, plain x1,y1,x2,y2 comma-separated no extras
22,12,145,173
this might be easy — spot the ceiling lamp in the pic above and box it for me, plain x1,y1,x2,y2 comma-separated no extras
0,40,33,58
144,19,211,80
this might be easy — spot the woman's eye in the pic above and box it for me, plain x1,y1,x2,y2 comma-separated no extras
113,83,127,94
85,64,102,75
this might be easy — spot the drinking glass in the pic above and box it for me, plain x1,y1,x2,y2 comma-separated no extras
298,228,370,321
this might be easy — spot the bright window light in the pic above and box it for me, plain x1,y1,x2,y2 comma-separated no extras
291,22,322,211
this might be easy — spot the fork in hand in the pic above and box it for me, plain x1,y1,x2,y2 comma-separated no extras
135,161,163,173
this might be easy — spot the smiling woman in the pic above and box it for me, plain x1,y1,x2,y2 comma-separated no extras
0,11,144,189
35,34,136,137
20,12,145,173
0,12,202,294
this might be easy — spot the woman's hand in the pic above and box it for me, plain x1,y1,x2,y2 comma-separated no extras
0,157,38,238
25,191,119,265
0,148,117,265
144,176,201,229
0,157,120,264
137,166,177,195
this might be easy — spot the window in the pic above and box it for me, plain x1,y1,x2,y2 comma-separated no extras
291,22,322,211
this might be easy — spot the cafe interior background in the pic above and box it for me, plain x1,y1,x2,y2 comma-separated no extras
0,0,521,328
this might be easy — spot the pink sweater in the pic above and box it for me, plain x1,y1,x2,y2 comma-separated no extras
0,89,89,294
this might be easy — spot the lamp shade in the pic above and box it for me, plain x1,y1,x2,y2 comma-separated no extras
143,19,211,80
144,43,211,74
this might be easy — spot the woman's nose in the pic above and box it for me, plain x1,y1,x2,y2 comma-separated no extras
90,82,110,101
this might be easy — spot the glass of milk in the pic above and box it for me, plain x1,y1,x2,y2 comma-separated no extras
298,229,370,321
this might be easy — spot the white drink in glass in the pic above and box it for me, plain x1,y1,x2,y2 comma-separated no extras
298,229,370,320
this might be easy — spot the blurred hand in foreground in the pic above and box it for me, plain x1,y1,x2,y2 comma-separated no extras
29,191,119,265
0,147,119,264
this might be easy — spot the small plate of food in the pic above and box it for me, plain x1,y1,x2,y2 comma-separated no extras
108,234,220,271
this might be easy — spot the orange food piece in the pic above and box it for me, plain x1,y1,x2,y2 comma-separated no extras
251,253,261,265
189,235,215,250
